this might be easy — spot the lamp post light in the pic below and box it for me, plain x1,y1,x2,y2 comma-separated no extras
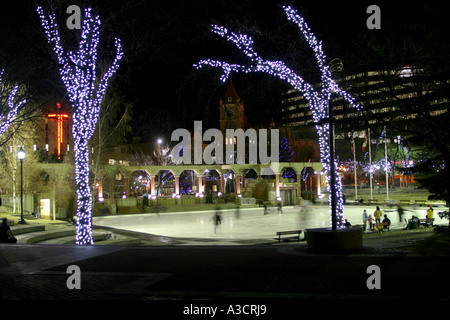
156,139,162,196
17,147,26,224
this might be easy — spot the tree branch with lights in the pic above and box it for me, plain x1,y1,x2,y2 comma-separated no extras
195,5,363,228
37,6,123,245
0,70,26,138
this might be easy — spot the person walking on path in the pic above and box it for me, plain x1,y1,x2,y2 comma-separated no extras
362,209,369,231
212,209,222,234
235,205,241,219
374,206,382,224
397,204,405,223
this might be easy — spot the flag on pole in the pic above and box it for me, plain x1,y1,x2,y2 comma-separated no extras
362,132,368,151
376,128,385,149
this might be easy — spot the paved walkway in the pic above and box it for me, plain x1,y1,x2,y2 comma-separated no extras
0,227,448,304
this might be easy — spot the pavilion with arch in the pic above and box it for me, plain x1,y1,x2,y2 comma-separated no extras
98,161,325,212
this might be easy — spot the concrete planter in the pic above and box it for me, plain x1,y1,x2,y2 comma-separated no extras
305,227,363,252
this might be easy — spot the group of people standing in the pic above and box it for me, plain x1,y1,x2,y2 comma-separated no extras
361,206,391,231
360,204,435,232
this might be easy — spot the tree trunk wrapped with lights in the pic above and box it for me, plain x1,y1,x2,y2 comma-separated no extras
195,5,363,228
37,6,123,245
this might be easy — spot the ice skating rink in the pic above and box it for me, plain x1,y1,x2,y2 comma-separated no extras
93,203,444,242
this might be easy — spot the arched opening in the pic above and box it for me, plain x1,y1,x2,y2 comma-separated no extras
260,167,275,179
223,169,237,194
129,170,151,197
204,169,221,195
281,166,297,183
244,168,258,180
155,170,175,196
300,167,319,200
179,170,198,195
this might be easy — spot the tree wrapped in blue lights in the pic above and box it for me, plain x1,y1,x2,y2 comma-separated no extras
37,6,123,244
279,137,293,163
279,137,295,181
0,70,26,137
195,5,363,228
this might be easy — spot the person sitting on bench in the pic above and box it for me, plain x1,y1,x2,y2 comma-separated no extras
0,218,17,243
382,214,391,226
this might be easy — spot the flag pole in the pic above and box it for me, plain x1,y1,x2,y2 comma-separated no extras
384,125,389,201
368,128,373,202
352,135,357,202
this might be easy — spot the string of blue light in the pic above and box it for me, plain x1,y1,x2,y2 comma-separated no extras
0,70,26,136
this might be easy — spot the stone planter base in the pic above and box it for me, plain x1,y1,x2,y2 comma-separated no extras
305,228,363,252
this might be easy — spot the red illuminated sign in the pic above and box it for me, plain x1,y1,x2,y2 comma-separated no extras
48,103,70,159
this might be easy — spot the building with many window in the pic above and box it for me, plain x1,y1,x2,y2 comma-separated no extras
281,67,448,139
280,67,449,191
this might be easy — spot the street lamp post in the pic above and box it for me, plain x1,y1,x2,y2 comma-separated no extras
156,139,162,196
17,147,26,224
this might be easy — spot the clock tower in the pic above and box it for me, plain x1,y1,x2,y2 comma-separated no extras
219,81,245,133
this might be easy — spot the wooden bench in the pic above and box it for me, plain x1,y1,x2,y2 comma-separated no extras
373,222,390,233
419,218,434,228
274,230,302,242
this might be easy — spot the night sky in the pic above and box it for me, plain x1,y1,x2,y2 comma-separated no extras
0,0,446,143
